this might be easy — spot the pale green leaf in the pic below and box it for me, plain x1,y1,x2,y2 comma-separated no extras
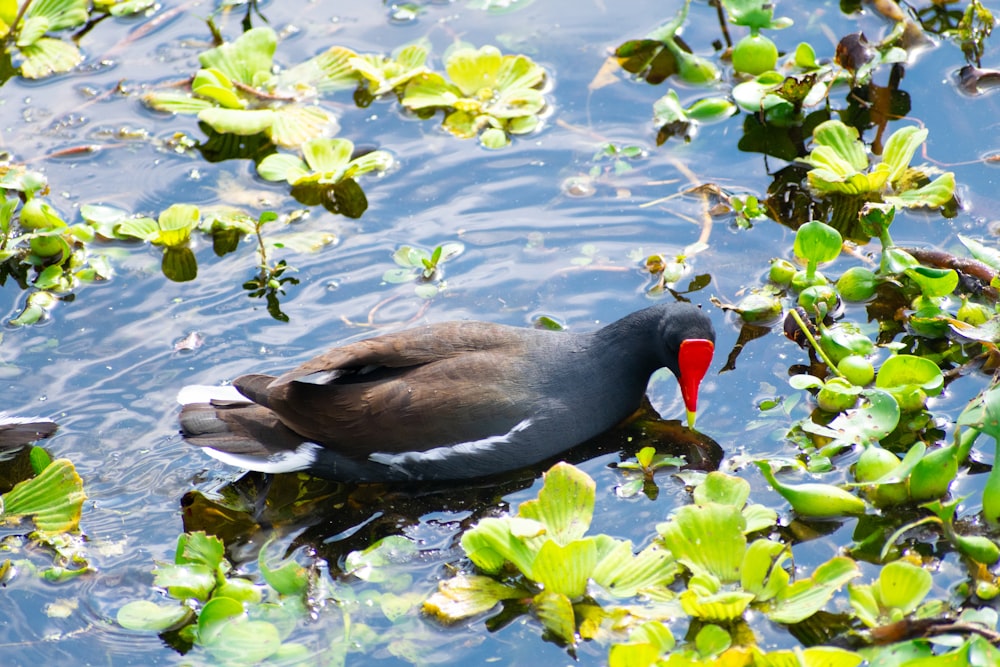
423,574,526,622
884,172,955,208
1,459,86,532
267,105,337,148
198,107,275,136
402,73,461,109
143,92,216,115
533,590,576,646
530,538,596,599
811,120,868,172
117,600,192,631
517,462,595,545
192,68,244,109
198,26,276,87
446,45,503,96
18,37,83,78
303,138,353,174
882,125,928,184
257,153,309,183
278,45,358,93
26,0,88,31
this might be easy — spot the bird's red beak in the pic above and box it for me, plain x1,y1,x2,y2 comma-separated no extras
678,339,714,427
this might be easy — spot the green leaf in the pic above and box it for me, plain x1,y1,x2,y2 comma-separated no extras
175,531,225,570
794,220,843,265
658,504,746,581
200,619,281,665
530,538,597,599
302,138,353,174
769,556,860,623
143,92,216,115
19,37,83,78
881,125,928,184
1,459,86,532
157,204,199,247
460,516,540,575
197,108,275,137
533,590,576,646
446,45,503,96
875,560,931,615
517,462,595,545
810,120,868,171
402,73,461,109
259,541,309,595
591,540,678,597
958,235,1000,271
423,574,526,622
161,246,198,282
198,27,276,87
693,471,751,508
154,563,216,601
904,266,959,297
267,105,337,148
26,0,88,31
884,172,956,209
116,600,192,632
116,217,159,241
257,153,309,183
344,535,418,583
278,45,358,93
192,68,244,109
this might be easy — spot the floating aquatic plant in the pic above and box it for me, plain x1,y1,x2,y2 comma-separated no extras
256,137,393,218
144,27,355,148
402,44,548,149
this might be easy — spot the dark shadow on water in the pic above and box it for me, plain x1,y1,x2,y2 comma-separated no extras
180,401,724,569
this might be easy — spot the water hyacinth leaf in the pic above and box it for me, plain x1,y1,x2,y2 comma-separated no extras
517,462,595,545
215,577,262,604
881,126,928,184
196,596,244,642
694,623,732,657
658,503,746,581
116,600,192,632
875,355,943,396
175,531,225,570
17,16,51,47
2,459,85,532
608,642,659,667
302,138,353,174
153,563,216,601
958,235,1000,271
768,556,860,624
756,647,863,667
203,619,282,663
904,266,959,297
198,27,276,87
794,221,843,265
424,574,526,622
258,543,308,595
481,127,509,149
755,461,867,518
18,37,82,78
533,590,576,646
257,154,309,183
26,0,88,31
591,541,678,597
742,503,778,533
686,97,737,122
530,537,597,599
268,105,338,148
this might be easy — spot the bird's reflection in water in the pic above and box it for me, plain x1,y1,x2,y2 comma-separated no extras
181,402,723,569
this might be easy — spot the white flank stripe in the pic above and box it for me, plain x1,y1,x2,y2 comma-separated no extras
202,442,321,474
177,384,246,405
368,418,533,467
0,414,54,426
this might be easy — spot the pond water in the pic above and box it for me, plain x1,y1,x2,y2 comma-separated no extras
2,0,999,664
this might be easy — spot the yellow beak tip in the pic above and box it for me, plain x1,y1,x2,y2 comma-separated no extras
686,410,698,429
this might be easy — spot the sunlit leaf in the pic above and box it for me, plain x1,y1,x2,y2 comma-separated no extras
257,153,309,183
198,26,276,87
278,45,358,94
881,125,927,184
143,92,217,115
769,556,860,623
26,0,88,31
591,540,678,597
658,503,746,581
192,68,244,109
117,600,192,631
884,172,956,209
533,590,576,646
1,459,85,532
175,531,225,570
424,574,526,622
198,107,275,137
153,563,216,601
518,462,595,545
401,72,461,109
530,537,596,599
18,38,82,78
268,105,337,148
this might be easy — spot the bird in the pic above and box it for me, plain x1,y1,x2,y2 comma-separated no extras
0,415,58,449
177,302,715,482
